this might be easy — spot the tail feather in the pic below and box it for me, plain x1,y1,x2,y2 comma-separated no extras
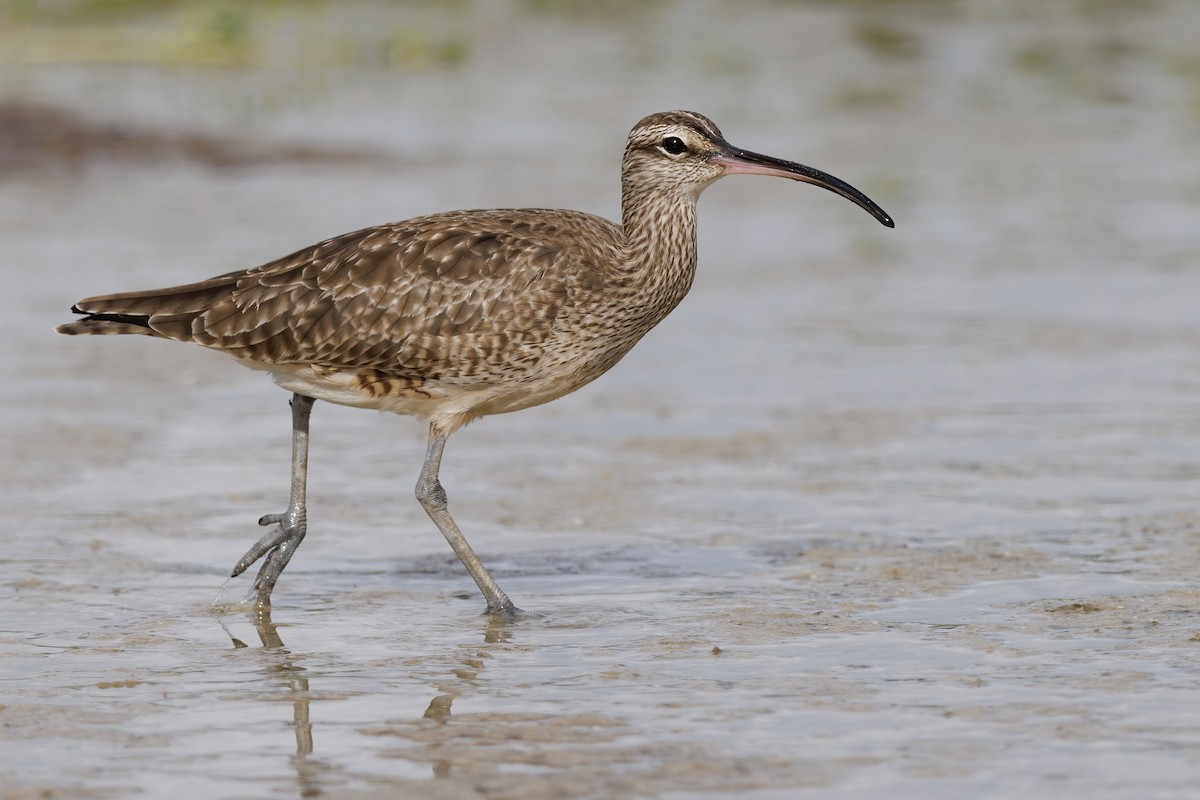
55,271,242,339
56,318,157,336
70,271,240,316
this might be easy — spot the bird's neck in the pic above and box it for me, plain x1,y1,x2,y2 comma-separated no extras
617,185,700,316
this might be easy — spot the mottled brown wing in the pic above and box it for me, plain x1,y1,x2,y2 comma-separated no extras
65,209,619,381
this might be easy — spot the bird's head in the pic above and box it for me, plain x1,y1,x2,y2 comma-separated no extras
622,110,894,228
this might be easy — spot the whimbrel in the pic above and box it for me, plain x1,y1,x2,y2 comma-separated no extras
57,110,893,616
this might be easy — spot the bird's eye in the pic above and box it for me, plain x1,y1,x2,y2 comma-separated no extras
661,136,688,155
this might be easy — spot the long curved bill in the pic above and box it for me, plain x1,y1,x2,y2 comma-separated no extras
713,142,895,228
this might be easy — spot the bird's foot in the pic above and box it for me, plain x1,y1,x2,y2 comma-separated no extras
484,598,540,620
230,514,294,577
229,512,307,605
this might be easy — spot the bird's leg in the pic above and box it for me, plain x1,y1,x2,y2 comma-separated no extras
230,393,315,607
416,426,519,617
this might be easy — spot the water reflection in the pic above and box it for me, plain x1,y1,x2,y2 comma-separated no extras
219,608,322,797
419,615,517,780
214,606,522,788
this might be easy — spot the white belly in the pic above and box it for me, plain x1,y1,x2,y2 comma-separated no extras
237,358,589,435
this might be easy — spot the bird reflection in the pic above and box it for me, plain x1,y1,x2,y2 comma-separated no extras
423,694,453,722
419,613,517,779
215,605,523,786
219,607,321,796
420,614,515,722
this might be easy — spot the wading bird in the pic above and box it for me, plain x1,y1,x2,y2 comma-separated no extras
57,110,894,616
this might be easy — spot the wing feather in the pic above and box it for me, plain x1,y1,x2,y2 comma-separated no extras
64,209,622,383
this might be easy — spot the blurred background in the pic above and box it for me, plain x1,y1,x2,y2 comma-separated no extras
4,1,1200,798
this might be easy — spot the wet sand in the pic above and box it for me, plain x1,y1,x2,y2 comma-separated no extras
4,1,1200,797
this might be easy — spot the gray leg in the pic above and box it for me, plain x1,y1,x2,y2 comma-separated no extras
416,425,518,617
231,393,314,607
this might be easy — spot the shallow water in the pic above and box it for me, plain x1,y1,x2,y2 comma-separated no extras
4,1,1200,797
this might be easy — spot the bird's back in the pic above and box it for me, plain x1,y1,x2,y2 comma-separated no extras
59,208,651,428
